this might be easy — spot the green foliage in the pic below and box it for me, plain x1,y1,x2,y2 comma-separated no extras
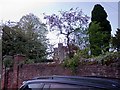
77,48,90,59
72,27,89,49
91,4,107,22
63,56,79,73
2,14,48,62
63,48,120,71
18,13,48,60
3,56,13,68
112,28,120,51
89,4,111,56
24,59,35,64
63,49,90,72
88,21,104,56
94,52,120,66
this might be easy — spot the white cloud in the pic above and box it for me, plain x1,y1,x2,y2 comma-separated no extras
0,0,51,22
0,0,119,22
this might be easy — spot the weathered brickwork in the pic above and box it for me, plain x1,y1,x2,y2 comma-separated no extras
3,63,120,89
2,55,120,90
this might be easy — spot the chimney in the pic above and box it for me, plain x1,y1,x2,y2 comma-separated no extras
58,43,64,61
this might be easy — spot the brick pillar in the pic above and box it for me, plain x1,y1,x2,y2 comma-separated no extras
12,54,25,90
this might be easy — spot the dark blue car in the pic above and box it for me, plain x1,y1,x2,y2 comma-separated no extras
19,75,120,90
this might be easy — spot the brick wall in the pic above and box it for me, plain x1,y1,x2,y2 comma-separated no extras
2,55,120,89
12,63,120,88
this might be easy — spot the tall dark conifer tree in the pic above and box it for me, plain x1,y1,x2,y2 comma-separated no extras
89,4,111,56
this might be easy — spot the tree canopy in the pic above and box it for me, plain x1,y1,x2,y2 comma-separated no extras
44,8,90,57
89,4,111,56
2,13,48,62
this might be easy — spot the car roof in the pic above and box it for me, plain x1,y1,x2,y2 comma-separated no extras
22,75,120,90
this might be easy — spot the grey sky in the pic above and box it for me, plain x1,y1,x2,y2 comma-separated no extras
0,0,119,46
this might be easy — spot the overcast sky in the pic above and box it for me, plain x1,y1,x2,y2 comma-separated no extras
0,0,119,46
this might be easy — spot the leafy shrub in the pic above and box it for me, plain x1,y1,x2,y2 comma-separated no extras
63,48,91,71
94,52,120,66
78,48,90,58
63,49,120,70
24,59,35,64
63,50,81,72
3,56,13,68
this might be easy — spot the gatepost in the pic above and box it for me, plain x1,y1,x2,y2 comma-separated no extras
12,54,25,90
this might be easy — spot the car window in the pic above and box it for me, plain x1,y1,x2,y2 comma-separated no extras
22,83,44,90
21,83,105,90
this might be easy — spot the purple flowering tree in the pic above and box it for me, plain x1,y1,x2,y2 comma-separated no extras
44,8,90,57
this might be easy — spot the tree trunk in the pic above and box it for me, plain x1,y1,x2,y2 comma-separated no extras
66,35,73,58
